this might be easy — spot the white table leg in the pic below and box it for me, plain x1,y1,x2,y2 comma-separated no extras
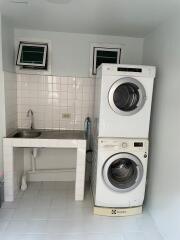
3,142,14,202
75,141,86,201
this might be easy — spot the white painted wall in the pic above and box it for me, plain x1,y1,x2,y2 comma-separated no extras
24,148,77,182
15,29,144,77
0,16,17,179
143,14,180,240
1,17,15,73
3,72,17,135
1,17,17,136
0,15,6,177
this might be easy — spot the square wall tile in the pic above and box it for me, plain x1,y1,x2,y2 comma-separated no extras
17,75,94,130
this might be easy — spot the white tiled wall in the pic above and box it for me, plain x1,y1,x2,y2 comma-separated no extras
17,74,95,130
4,72,17,135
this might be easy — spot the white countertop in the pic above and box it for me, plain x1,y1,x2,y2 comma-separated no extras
7,129,86,140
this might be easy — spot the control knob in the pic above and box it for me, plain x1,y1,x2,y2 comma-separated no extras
122,142,128,148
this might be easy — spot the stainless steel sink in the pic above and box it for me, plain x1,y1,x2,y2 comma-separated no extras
13,130,41,138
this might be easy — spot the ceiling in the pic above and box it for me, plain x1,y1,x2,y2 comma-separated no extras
0,0,180,37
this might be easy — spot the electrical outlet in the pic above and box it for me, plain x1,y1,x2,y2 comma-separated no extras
62,113,71,119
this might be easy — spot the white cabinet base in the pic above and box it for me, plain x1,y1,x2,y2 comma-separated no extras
3,138,86,202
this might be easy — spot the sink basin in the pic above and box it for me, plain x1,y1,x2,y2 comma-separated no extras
13,130,41,138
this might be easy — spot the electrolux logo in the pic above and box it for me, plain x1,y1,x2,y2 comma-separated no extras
111,209,127,215
117,210,127,214
111,209,117,215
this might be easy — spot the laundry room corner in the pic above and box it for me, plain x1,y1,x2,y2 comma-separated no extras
143,12,180,240
0,1,180,240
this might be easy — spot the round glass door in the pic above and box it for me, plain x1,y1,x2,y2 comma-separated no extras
108,77,146,116
103,153,143,192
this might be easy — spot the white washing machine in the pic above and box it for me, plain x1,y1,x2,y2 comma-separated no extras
94,64,156,138
92,138,148,208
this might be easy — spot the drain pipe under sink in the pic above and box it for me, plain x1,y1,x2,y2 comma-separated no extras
31,148,38,173
21,148,38,191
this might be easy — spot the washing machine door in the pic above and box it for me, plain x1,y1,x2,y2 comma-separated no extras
103,153,143,192
108,77,146,116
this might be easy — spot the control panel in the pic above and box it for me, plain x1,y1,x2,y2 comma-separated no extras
99,138,148,152
100,64,156,78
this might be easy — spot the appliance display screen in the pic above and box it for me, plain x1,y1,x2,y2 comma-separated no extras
134,142,143,147
117,67,142,72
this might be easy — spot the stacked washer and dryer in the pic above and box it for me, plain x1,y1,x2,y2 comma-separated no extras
92,64,156,216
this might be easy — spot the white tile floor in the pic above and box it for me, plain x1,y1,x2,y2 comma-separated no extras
0,182,164,240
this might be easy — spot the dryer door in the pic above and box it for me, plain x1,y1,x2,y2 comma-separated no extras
103,153,143,192
108,77,146,116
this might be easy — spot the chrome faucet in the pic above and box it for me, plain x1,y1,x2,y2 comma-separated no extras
27,109,34,129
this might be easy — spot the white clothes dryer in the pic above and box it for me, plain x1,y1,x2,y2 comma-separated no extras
94,64,156,138
91,138,148,208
